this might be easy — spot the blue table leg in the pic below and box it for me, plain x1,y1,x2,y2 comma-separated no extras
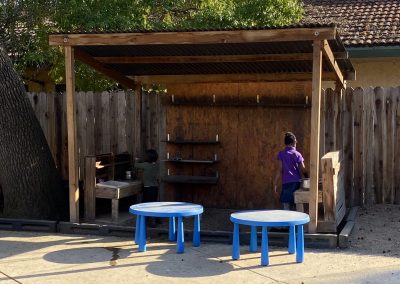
296,225,305,263
232,223,240,260
169,217,176,241
177,216,185,253
261,226,269,266
138,216,147,252
288,225,296,254
250,226,257,252
193,215,200,247
134,215,141,244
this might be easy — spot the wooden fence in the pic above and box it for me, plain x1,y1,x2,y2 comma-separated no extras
28,87,400,206
322,87,400,206
27,91,142,181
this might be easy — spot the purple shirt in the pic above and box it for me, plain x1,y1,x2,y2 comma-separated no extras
277,146,304,184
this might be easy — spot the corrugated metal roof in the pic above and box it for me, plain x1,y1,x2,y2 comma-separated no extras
52,24,355,81
54,23,337,34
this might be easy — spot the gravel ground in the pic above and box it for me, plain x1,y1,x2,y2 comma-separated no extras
348,204,400,256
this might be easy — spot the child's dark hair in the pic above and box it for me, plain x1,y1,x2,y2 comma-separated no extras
284,132,297,145
145,149,158,162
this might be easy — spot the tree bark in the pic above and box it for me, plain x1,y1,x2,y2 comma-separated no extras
0,47,68,220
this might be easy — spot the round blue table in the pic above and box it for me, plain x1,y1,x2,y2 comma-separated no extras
129,202,204,253
230,210,310,266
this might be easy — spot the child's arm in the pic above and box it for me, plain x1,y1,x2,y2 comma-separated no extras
134,158,146,169
300,162,309,178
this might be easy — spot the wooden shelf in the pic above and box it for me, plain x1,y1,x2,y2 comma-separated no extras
162,140,219,144
162,175,219,184
162,159,219,164
97,161,130,167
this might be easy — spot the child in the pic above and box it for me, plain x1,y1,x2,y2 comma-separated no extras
134,149,160,226
274,132,308,210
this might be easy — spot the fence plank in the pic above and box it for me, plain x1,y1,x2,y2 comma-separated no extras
86,92,95,156
334,88,342,150
76,91,87,180
382,88,394,204
342,88,354,206
125,90,135,156
374,87,385,203
37,92,49,141
116,91,127,153
352,87,364,205
134,85,143,157
320,89,326,166
110,91,118,154
59,92,68,179
46,93,56,162
54,93,63,172
363,87,375,204
26,92,35,106
94,92,102,155
394,88,400,204
325,88,335,153
101,91,111,154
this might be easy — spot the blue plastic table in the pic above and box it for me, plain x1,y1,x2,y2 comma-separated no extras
230,210,310,266
129,202,204,253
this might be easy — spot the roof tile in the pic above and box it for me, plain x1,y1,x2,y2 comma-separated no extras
301,0,400,47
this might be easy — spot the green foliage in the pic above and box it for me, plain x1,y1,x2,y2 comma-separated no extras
1,0,304,91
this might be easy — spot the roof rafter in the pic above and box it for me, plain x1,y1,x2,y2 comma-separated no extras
74,49,138,89
322,40,346,86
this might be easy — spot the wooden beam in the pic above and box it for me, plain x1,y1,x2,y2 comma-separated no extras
95,53,314,64
49,27,336,46
74,49,138,89
309,40,323,233
322,40,344,86
133,72,338,84
65,46,79,223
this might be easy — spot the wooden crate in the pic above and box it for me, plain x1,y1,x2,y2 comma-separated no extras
320,151,346,232
294,151,346,233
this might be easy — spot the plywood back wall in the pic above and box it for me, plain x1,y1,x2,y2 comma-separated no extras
164,82,312,209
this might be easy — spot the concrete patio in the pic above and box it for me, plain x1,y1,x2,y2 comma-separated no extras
1,229,399,284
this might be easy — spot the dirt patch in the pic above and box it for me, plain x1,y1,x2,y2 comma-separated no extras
348,204,400,256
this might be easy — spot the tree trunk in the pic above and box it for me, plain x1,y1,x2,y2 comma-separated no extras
0,47,68,220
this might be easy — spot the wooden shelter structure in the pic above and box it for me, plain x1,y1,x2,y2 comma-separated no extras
49,24,355,233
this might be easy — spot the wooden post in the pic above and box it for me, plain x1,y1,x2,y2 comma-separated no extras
309,40,323,233
65,46,79,223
